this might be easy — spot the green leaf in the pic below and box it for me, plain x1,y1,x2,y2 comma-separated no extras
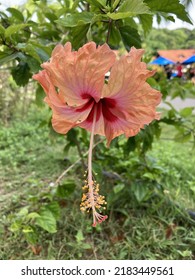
9,221,21,232
145,0,192,24
113,183,125,194
5,24,30,38
17,207,29,217
106,12,130,20
119,25,141,50
7,7,24,22
16,44,41,70
147,77,160,89
70,0,80,11
67,128,78,143
112,0,121,11
64,142,73,153
139,14,153,35
71,24,90,49
56,12,94,27
45,12,58,22
109,23,121,46
86,26,92,41
96,0,107,6
131,183,150,203
63,0,70,8
46,202,60,220
56,180,76,198
87,14,103,41
123,17,138,29
24,231,38,245
26,56,41,73
143,172,155,180
86,0,107,8
155,13,161,24
31,43,51,62
124,137,136,155
165,15,175,22
0,51,19,65
27,212,40,220
119,0,150,13
108,0,151,20
17,43,42,63
179,107,194,118
76,229,84,243
22,226,34,233
11,61,32,86
35,208,57,233
0,24,5,35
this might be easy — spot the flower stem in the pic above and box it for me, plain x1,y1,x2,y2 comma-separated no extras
80,105,107,226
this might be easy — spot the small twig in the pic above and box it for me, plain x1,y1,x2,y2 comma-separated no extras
54,139,104,186
73,138,86,171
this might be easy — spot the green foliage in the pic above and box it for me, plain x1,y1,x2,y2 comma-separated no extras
144,28,195,53
107,0,151,20
11,61,32,86
139,14,153,35
0,0,192,86
0,50,18,64
4,23,30,39
6,8,24,22
35,203,60,233
56,180,76,197
145,0,192,24
123,121,161,155
56,12,95,27
119,25,142,49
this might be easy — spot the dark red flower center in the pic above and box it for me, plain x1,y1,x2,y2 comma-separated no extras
77,94,118,123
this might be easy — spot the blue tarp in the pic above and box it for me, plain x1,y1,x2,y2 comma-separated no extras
182,55,195,64
150,56,175,65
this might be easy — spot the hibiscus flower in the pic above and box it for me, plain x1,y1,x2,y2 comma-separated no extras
33,41,161,226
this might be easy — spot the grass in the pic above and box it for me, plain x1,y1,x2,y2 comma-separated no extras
0,105,195,260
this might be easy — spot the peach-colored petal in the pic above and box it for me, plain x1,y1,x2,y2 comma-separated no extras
102,106,142,146
101,47,161,143
51,101,94,135
104,118,141,146
103,47,160,102
33,70,64,108
33,69,94,135
52,116,74,135
115,83,161,125
41,42,116,107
